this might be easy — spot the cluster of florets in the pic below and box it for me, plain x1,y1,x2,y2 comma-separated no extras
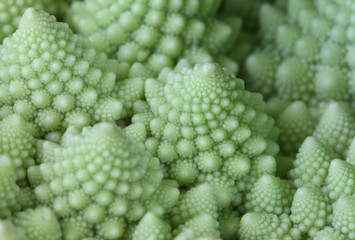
66,0,240,75
245,0,355,109
0,8,147,136
0,0,78,42
1,1,355,240
131,62,278,210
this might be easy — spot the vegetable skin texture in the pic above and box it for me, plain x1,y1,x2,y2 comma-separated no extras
28,122,179,239
290,185,332,237
12,207,62,240
245,0,355,109
132,212,172,240
244,174,294,215
0,0,81,43
0,155,20,218
66,0,240,75
133,62,278,209
0,114,36,181
0,8,126,134
276,101,316,156
239,212,301,240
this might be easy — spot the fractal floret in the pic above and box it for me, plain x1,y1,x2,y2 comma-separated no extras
285,120,355,239
0,0,81,43
0,0,355,240
245,0,355,108
0,207,62,240
27,122,179,239
0,0,44,43
132,62,278,208
0,8,130,134
290,185,332,237
239,212,301,240
0,114,36,181
66,0,240,75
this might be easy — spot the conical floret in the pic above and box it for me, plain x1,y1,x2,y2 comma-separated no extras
28,122,179,239
0,9,124,134
132,62,277,208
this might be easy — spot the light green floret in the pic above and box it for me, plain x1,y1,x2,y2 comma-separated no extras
290,185,332,238
66,0,239,75
245,174,294,215
171,183,218,227
239,212,301,240
0,8,128,134
236,155,277,196
111,77,145,119
314,227,347,240
245,49,281,98
289,136,336,188
61,216,94,240
0,0,50,43
173,214,220,240
346,137,355,165
218,208,240,240
132,212,172,240
0,220,27,240
277,101,317,156
0,114,36,181
135,62,277,208
27,122,179,239
244,0,355,107
313,102,355,158
124,122,147,143
325,159,355,200
332,196,355,239
12,207,62,240
0,155,20,218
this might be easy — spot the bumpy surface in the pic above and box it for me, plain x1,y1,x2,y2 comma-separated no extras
276,101,316,156
239,212,301,240
0,9,124,134
218,208,240,240
0,0,41,42
133,62,278,208
332,196,355,239
0,155,20,218
325,159,355,200
314,227,347,240
0,220,27,240
245,0,355,108
289,136,336,188
13,207,62,240
132,212,172,240
173,214,220,240
66,0,240,75
28,122,179,239
171,183,218,226
290,185,332,237
347,137,355,165
245,174,294,215
0,114,36,181
313,102,355,158
0,0,81,43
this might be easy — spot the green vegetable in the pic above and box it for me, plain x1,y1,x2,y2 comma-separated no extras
66,0,240,75
0,1,355,240
133,62,278,208
239,212,301,240
245,0,355,109
26,122,179,239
